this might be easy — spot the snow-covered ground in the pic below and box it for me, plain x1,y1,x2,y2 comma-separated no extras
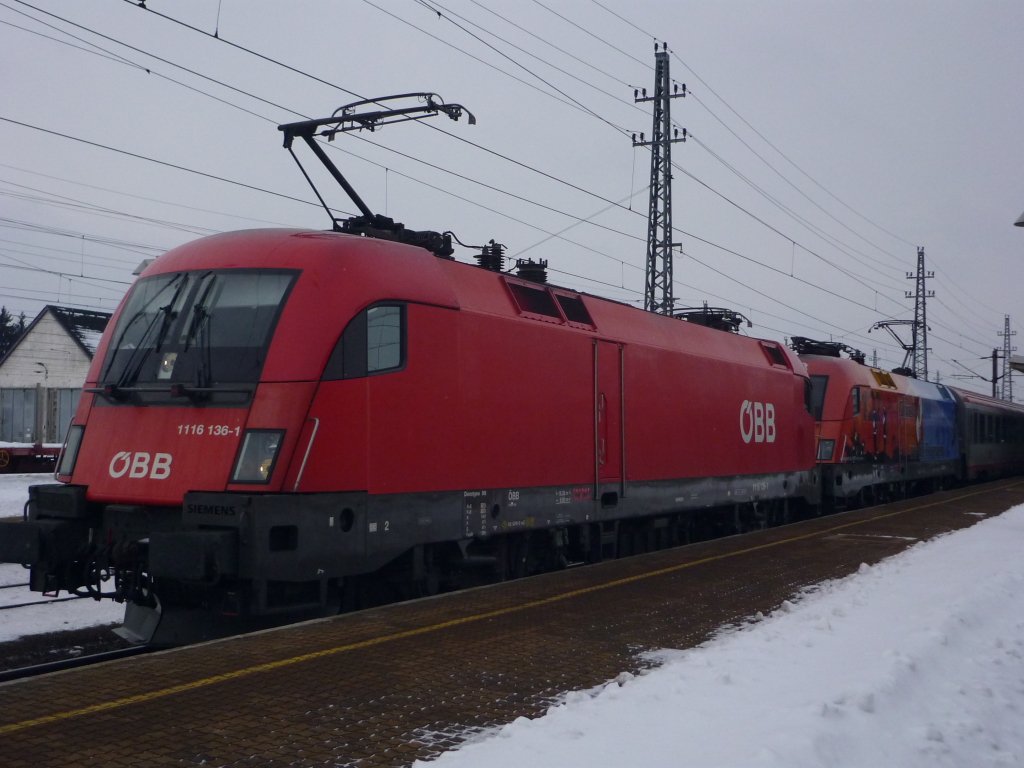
0,474,123,642
0,472,47,519
2,472,1023,766
420,502,1024,768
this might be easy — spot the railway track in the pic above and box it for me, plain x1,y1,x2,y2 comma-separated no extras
0,569,133,676
1,567,90,610
0,593,88,610
0,619,136,679
0,643,151,684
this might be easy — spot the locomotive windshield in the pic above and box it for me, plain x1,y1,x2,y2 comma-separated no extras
101,269,296,396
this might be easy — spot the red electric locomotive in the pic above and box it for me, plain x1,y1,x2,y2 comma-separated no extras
2,230,820,644
792,338,960,506
0,99,819,644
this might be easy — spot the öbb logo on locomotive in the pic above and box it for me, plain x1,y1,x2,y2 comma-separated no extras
108,451,173,480
740,400,776,444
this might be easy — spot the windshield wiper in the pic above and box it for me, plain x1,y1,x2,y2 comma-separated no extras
101,273,187,384
111,274,190,393
182,273,216,390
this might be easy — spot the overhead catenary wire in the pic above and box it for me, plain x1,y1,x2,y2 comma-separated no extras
6,3,905,364
2,0,983,372
0,116,350,215
468,0,634,88
586,0,924,253
584,0,999,326
0,163,302,229
415,0,639,119
6,3,643,243
108,0,903,288
0,217,165,256
352,4,942,331
0,183,220,238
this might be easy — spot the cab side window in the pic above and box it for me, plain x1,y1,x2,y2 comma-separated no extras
367,306,402,372
323,303,405,380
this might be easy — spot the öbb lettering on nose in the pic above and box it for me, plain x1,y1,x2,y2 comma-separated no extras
108,451,173,479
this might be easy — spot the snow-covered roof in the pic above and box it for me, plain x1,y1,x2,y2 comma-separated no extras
0,305,112,370
39,306,111,359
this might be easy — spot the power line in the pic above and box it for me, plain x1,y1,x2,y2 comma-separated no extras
114,0,362,100
468,0,634,88
0,183,217,237
0,217,163,255
6,0,308,121
370,5,927,325
2,107,913,344
687,97,908,276
109,0,648,225
0,253,132,288
672,153,908,307
12,14,934,347
14,2,646,246
529,0,650,69
15,0,1001,370
0,163,299,228
414,0,638,127
0,236,141,269
0,116,337,212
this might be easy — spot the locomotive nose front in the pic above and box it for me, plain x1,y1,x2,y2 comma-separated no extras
62,268,301,503
0,266,308,640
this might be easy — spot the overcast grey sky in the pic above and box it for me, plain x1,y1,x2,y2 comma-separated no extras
2,0,1022,395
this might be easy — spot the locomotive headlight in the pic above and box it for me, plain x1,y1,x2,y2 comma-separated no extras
231,430,284,484
56,425,85,477
816,439,835,461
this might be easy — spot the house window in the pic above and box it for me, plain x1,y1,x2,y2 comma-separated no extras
0,388,36,442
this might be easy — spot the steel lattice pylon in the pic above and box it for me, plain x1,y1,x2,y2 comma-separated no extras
905,246,937,378
869,247,934,379
907,246,934,380
634,45,685,315
999,314,1017,401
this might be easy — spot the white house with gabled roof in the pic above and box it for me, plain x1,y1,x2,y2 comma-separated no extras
0,305,111,444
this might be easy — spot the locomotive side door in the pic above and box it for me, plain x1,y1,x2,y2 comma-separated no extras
594,340,624,493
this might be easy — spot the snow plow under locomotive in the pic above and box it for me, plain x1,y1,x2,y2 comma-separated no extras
1,97,1022,645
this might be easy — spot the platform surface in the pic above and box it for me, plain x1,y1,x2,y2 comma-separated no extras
2,479,1022,767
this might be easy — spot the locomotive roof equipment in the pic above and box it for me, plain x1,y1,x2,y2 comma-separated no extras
790,336,866,364
674,303,751,334
279,93,477,259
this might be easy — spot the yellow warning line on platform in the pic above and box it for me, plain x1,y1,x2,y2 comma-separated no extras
2,479,1021,736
